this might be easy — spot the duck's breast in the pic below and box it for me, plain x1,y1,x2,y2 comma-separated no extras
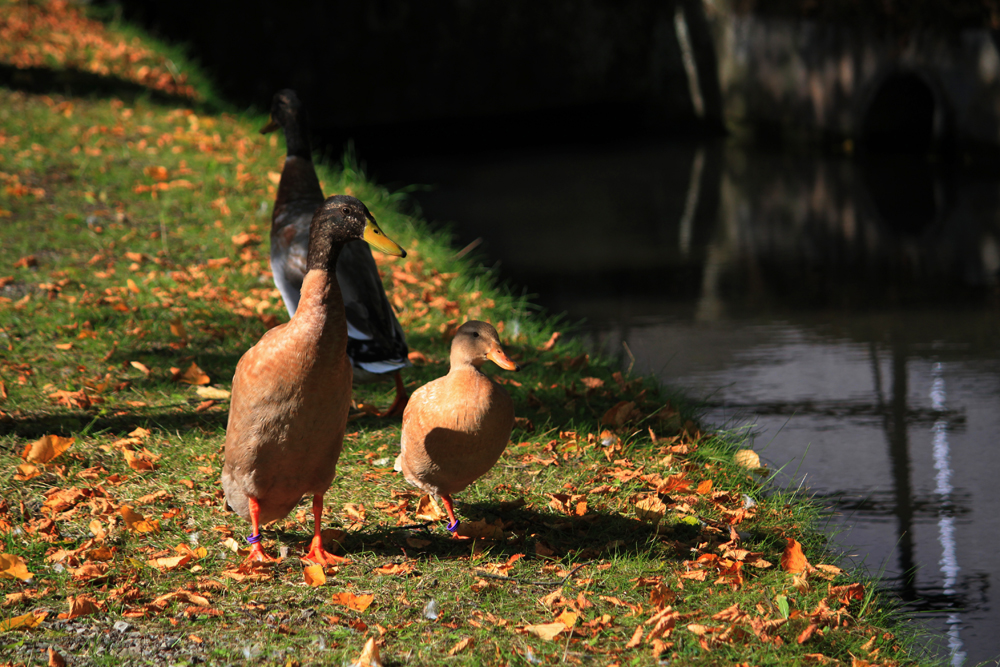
400,371,513,497
222,320,352,523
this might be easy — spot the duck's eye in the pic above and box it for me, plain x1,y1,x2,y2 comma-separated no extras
472,332,480,338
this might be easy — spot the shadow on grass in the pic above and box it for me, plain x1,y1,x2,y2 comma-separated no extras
0,406,228,441
316,500,693,569
0,64,212,109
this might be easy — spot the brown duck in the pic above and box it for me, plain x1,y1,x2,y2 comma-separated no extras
398,321,519,531
222,194,405,563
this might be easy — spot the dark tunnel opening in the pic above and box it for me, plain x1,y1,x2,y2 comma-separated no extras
858,73,948,235
861,72,937,154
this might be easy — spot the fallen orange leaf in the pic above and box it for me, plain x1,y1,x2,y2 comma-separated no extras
13,463,41,481
174,362,210,385
448,637,474,655
555,610,579,627
120,505,160,533
48,647,66,667
696,479,713,494
353,637,382,667
123,448,158,471
414,495,444,522
22,434,74,464
332,591,374,612
781,538,809,574
0,611,46,631
634,495,667,524
374,562,415,576
523,621,566,640
147,554,192,571
59,595,100,620
538,331,561,351
0,553,33,581
304,563,326,587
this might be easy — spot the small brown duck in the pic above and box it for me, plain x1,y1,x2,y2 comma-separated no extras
222,194,405,563
398,321,519,531
261,89,410,416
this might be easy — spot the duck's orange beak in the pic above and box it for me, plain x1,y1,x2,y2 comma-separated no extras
259,116,280,134
487,347,520,371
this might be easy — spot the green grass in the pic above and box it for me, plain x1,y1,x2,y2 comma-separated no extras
0,3,945,666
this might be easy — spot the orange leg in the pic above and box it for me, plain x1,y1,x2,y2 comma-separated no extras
246,497,277,562
377,372,409,418
441,495,460,532
303,494,339,565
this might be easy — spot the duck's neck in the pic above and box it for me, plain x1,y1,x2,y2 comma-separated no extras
282,115,312,160
294,268,348,350
274,120,323,213
448,356,484,375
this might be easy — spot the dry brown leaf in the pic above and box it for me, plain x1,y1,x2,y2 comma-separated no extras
635,495,667,524
13,463,41,481
523,621,566,640
304,563,326,587
174,362,210,385
123,448,158,471
374,561,415,576
130,361,151,375
147,554,192,571
22,434,74,464
48,647,66,667
538,331,561,351
734,449,761,468
0,553,33,581
601,400,639,427
454,518,505,541
332,591,374,612
414,495,444,522
60,595,100,620
354,637,382,667
120,505,160,533
555,610,579,627
448,637,474,656
781,538,809,574
0,611,46,631
196,386,230,400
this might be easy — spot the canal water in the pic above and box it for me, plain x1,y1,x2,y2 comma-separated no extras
374,138,1000,665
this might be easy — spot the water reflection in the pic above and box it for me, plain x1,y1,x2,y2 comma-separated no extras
376,138,1000,664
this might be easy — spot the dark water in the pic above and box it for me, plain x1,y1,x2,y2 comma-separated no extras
374,139,1000,665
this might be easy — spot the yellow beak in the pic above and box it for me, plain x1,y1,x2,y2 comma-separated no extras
487,347,520,371
363,216,406,257
259,116,280,134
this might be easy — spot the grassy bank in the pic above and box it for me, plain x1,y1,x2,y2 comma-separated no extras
0,2,939,665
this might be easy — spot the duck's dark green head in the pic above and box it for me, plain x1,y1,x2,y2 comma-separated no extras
260,89,303,135
307,195,406,271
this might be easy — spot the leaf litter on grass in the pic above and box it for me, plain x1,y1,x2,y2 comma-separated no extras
0,4,938,666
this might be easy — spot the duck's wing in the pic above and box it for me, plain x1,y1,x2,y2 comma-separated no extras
337,239,410,375
270,201,318,317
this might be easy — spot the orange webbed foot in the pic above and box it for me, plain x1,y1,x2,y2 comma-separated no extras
244,541,278,564
303,535,340,566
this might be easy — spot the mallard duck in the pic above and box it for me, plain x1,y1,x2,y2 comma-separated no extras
222,194,406,563
398,321,519,531
260,89,410,417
